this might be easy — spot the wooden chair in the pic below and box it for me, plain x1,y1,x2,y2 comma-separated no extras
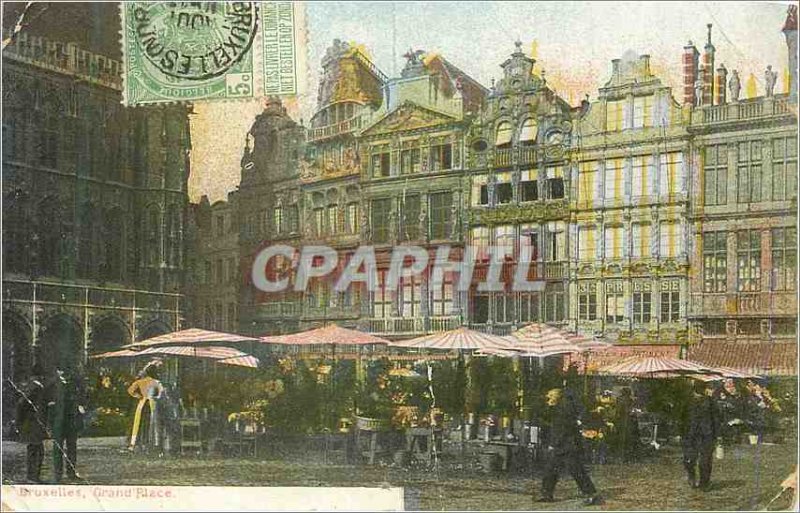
180,418,202,455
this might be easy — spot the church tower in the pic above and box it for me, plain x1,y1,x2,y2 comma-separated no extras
784,5,798,101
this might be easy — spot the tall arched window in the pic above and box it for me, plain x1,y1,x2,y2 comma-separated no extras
144,205,162,268
166,205,181,267
495,122,512,148
78,202,97,278
104,207,125,282
519,118,538,146
4,189,29,273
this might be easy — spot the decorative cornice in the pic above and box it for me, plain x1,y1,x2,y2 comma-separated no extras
467,200,569,226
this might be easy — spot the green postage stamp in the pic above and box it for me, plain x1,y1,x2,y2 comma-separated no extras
121,2,299,105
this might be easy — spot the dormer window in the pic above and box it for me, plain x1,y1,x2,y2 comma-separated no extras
519,118,538,146
495,122,512,148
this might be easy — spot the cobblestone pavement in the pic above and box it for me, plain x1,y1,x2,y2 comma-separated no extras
1,438,795,510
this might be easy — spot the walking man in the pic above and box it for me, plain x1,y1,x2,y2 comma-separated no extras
682,381,719,491
15,364,48,483
538,388,603,506
49,367,87,482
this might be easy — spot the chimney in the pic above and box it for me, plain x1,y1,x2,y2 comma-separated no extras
715,64,728,104
703,24,715,105
640,54,652,76
683,41,700,105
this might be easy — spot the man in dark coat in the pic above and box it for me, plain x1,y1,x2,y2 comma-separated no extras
611,387,640,462
15,364,48,483
49,367,87,482
538,388,603,505
682,381,719,491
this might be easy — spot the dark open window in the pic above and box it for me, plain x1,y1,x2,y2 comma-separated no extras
521,180,538,202
496,183,513,204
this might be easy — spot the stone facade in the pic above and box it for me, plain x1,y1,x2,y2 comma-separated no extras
1,3,192,425
193,17,797,352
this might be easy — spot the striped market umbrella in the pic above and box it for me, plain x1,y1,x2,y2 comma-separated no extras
389,327,514,351
508,323,588,357
126,328,260,348
91,345,260,367
260,324,390,347
598,356,717,377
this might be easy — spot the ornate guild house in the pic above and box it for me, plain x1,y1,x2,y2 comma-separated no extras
188,7,796,379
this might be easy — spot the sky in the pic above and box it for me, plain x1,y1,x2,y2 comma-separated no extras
189,1,794,203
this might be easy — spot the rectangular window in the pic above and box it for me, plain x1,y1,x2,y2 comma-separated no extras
660,290,680,323
704,145,728,206
737,141,762,204
372,151,390,177
659,221,681,258
604,225,624,259
771,137,798,201
703,232,727,293
494,225,515,253
288,204,299,233
430,192,453,240
605,282,624,323
215,215,225,237
371,199,392,243
399,276,421,318
346,203,359,234
314,208,325,237
633,95,653,128
400,194,420,241
216,259,224,285
771,227,795,291
204,261,212,285
578,282,597,321
737,230,761,292
430,144,452,171
496,182,513,204
631,223,652,258
578,161,597,207
604,158,624,204
578,225,596,261
545,223,565,262
659,152,684,199
472,293,490,324
273,207,283,234
472,226,490,261
519,292,540,322
327,204,339,234
548,166,565,199
545,285,565,322
430,274,454,316
606,100,624,131
494,294,516,323
633,292,652,324
400,148,421,175
373,271,392,318
631,155,652,201
520,169,538,202
480,185,489,205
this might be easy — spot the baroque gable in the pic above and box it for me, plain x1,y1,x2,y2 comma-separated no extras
360,101,457,137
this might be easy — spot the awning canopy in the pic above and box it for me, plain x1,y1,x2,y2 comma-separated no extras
260,324,390,346
126,328,259,348
507,323,604,357
389,327,514,351
598,356,715,377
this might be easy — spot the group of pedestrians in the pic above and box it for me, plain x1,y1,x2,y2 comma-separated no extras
535,377,780,505
14,364,86,484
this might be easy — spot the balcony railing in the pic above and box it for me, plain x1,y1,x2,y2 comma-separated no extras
493,148,513,167
259,301,300,318
519,146,537,165
698,95,791,124
3,278,181,312
367,316,460,336
737,293,761,313
306,116,363,142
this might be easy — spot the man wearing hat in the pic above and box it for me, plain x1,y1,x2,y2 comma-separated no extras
538,387,603,505
682,380,719,491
